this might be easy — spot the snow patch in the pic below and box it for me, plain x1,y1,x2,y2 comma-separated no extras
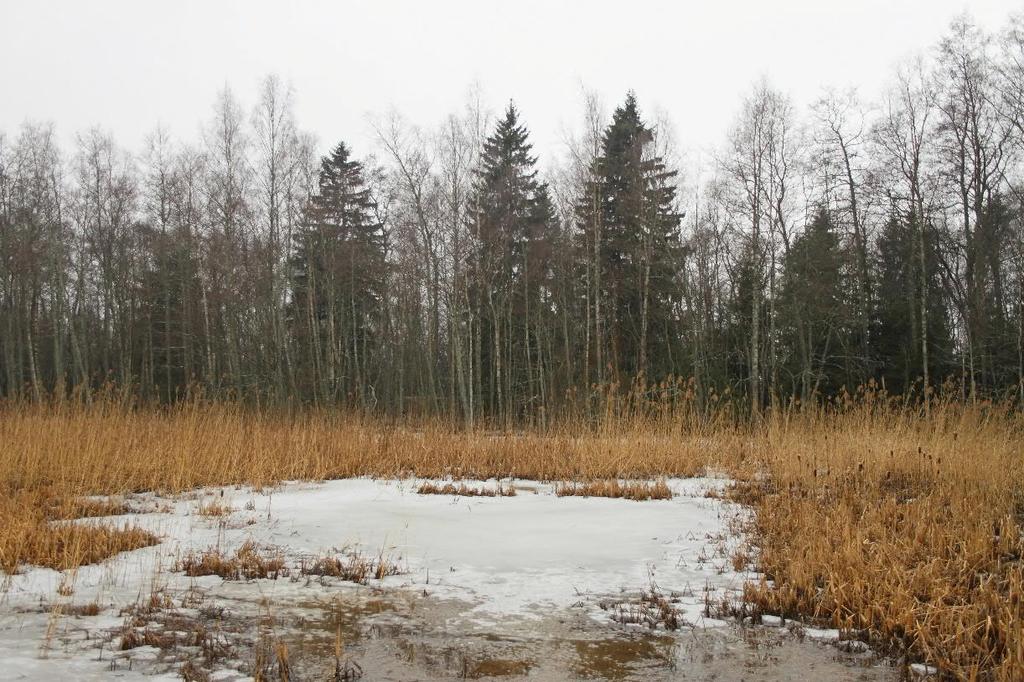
1,476,751,679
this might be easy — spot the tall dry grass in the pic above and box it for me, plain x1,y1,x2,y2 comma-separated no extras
735,398,1024,680
0,397,717,495
0,391,1021,677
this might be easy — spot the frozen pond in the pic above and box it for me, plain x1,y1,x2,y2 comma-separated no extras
0,478,894,679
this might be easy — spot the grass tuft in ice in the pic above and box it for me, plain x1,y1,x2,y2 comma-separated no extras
301,550,402,584
599,587,685,630
556,479,673,501
196,498,233,517
175,541,288,580
66,602,102,617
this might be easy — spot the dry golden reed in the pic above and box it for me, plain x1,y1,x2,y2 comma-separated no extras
176,541,287,581
301,552,403,584
196,498,234,517
0,391,1021,678
0,491,157,572
0,398,716,496
556,478,673,500
731,399,1024,680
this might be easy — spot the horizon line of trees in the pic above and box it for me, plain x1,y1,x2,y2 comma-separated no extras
2,13,1023,422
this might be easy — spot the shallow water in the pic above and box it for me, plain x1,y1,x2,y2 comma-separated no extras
262,588,894,681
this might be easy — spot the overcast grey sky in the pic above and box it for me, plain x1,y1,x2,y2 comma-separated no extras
0,0,1019,168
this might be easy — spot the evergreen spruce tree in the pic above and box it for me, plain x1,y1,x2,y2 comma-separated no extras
137,223,202,402
777,208,850,400
290,142,386,405
467,102,555,421
576,92,683,384
872,211,953,395
974,195,1016,389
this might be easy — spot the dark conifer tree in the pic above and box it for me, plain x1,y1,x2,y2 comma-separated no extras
777,208,851,400
467,102,555,421
290,142,386,405
137,222,202,402
973,195,1017,389
577,92,683,384
872,212,953,395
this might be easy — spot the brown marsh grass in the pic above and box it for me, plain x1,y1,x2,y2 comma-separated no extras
731,399,1024,680
48,496,131,520
196,498,234,517
176,541,288,581
300,551,403,584
556,479,674,500
0,392,1021,677
0,491,158,572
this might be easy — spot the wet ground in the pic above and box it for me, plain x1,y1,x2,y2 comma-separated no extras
278,590,892,681
93,583,894,681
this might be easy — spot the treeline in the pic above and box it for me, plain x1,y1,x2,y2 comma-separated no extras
1,14,1023,421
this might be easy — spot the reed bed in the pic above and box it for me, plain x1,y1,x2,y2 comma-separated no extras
0,399,718,496
734,400,1024,680
0,393,1021,678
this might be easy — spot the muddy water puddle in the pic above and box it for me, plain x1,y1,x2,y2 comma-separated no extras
97,583,894,680
263,589,894,681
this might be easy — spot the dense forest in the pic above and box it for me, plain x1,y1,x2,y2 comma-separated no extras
1,14,1023,422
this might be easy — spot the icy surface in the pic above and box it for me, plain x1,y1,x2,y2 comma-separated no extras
1,476,750,679
909,662,939,677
